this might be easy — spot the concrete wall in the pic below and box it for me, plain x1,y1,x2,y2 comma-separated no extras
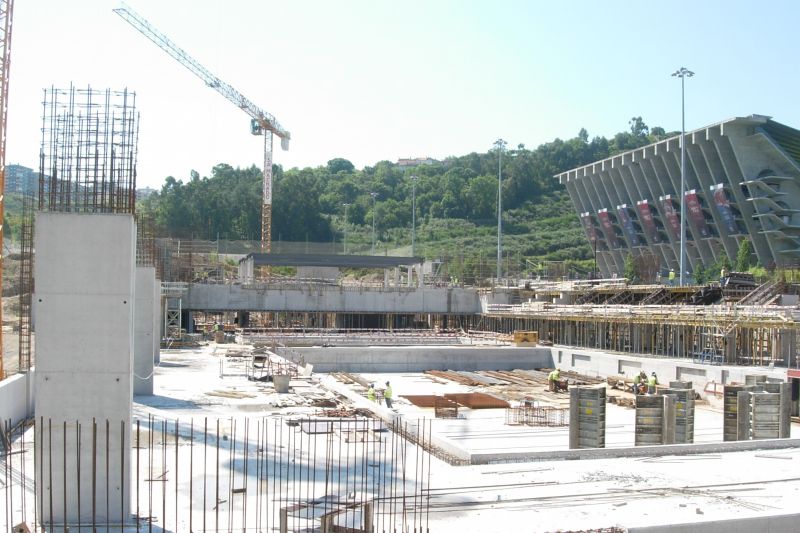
550,345,788,398
0,370,35,427
33,213,135,525
184,283,483,314
292,345,553,373
133,267,156,395
627,513,800,533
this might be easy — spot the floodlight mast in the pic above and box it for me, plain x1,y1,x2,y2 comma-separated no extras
113,4,290,256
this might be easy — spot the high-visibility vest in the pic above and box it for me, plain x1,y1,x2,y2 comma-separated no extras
384,386,393,399
648,375,657,386
669,271,675,281
549,370,560,381
367,388,376,401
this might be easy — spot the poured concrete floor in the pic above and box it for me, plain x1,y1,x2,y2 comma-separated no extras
125,344,800,532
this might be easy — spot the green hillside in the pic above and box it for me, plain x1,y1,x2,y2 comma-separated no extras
132,118,672,282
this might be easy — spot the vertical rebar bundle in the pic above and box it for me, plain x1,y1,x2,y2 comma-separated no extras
1,415,432,532
16,171,35,372
136,213,155,267
39,85,139,214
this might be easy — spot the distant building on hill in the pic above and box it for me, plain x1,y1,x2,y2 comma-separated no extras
397,157,438,169
5,164,37,194
556,115,800,277
136,187,156,200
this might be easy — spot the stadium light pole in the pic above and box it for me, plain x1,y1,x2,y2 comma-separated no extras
342,203,350,254
494,138,507,283
410,175,419,257
370,192,378,255
672,66,694,286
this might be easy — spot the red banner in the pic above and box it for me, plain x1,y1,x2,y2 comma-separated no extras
685,190,711,238
636,200,661,243
660,196,681,240
597,209,618,248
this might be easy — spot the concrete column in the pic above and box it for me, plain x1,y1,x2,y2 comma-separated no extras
134,266,156,396
33,213,134,525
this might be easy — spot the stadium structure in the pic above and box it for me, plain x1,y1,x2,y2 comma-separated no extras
556,115,800,278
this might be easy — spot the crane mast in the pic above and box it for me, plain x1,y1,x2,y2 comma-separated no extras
0,0,13,380
113,4,290,256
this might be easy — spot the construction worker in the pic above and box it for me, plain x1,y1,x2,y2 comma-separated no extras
647,372,659,394
548,368,561,392
383,381,393,408
668,269,676,285
367,384,377,403
638,371,648,394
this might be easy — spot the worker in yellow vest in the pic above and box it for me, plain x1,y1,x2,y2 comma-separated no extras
548,368,561,392
367,384,377,403
668,269,676,285
647,372,658,394
384,381,393,408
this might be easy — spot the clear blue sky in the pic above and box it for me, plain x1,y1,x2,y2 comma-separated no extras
6,0,800,189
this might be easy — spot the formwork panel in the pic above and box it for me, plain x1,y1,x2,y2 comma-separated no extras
723,385,752,441
660,388,695,443
569,386,606,449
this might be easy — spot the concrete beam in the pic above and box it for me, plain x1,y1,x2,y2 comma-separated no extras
183,283,483,314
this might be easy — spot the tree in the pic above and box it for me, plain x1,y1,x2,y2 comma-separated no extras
326,158,354,174
464,175,497,219
736,239,753,271
629,116,649,137
623,253,636,281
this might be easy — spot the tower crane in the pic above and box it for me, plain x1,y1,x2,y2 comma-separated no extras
0,0,14,380
113,4,290,259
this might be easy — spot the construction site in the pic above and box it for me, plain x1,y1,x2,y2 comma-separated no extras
1,3,800,533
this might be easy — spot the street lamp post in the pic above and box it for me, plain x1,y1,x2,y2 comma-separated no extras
342,203,350,254
410,175,419,257
672,66,694,286
370,192,378,255
494,138,507,283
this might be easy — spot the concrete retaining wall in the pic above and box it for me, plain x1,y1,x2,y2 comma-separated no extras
292,345,553,373
550,346,788,399
627,513,800,533
0,370,35,427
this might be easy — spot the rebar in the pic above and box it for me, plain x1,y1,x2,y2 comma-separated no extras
39,84,139,214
